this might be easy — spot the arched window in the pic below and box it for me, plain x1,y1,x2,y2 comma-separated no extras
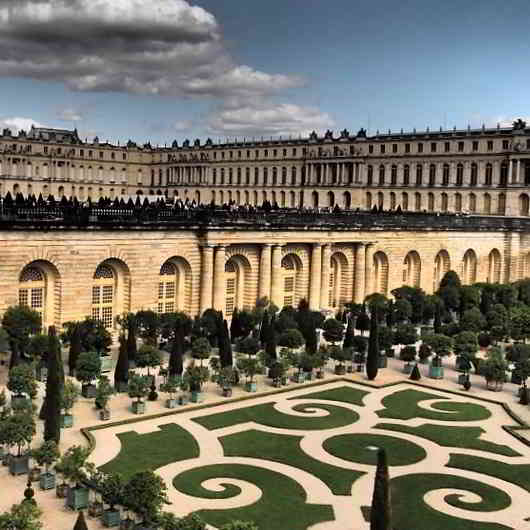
328,191,335,207
455,193,462,212
367,165,373,186
416,164,423,186
428,192,435,212
441,193,448,212
403,251,421,287
462,249,477,284
19,267,45,325
281,255,301,308
158,262,177,314
470,163,478,186
391,165,397,185
402,192,409,211
403,165,410,186
389,192,396,210
263,168,268,185
343,191,351,209
245,167,250,185
373,252,389,295
488,249,501,283
366,192,372,209
329,253,348,308
500,162,508,186
290,190,296,207
415,192,422,211
291,167,297,185
484,193,491,214
92,264,115,329
312,191,319,208
485,163,493,186
456,163,464,186
429,164,436,186
282,167,287,185
433,250,450,290
225,261,237,317
272,167,278,185
378,165,385,185
498,192,506,214
254,167,259,185
377,192,384,208
469,193,476,213
442,164,449,186
520,194,530,216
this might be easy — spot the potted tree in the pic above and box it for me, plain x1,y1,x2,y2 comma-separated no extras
237,355,261,392
33,440,60,490
76,351,102,398
217,366,235,397
209,356,221,383
422,333,453,379
329,345,348,375
482,346,508,391
63,445,95,510
352,336,368,371
128,374,150,414
453,331,479,377
122,471,169,530
268,360,283,388
7,363,37,409
96,376,114,420
54,454,69,498
135,345,162,386
184,362,209,403
28,333,49,381
100,472,125,527
61,380,80,428
178,379,190,406
191,337,212,370
314,354,326,379
160,376,180,408
418,343,431,364
399,346,417,374
6,412,35,475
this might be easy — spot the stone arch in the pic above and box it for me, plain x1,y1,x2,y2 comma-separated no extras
377,191,384,208
329,251,349,308
158,256,193,315
290,190,296,208
373,251,389,296
520,193,530,216
462,249,477,285
433,250,451,290
389,191,396,210
488,249,501,283
403,251,421,287
224,254,252,316
327,191,335,207
92,258,131,329
281,253,303,308
441,192,448,212
18,260,61,330
280,190,286,207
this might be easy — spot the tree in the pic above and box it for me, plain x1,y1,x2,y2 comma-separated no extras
278,328,305,349
365,294,388,322
136,344,162,375
128,375,150,403
100,472,125,510
393,324,417,352
191,337,211,365
72,510,88,530
60,445,94,488
68,323,82,376
43,327,63,443
482,346,508,391
460,307,486,333
437,271,461,313
114,333,129,389
61,380,80,414
409,363,421,381
370,448,392,530
509,305,530,342
5,413,36,457
452,331,478,359
391,286,426,325
95,376,114,411
218,320,233,368
75,351,102,387
77,318,112,354
237,336,260,358
2,305,41,364
163,312,192,376
230,308,244,341
32,440,60,474
122,471,169,524
125,314,138,364
366,313,379,381
356,306,371,336
135,310,161,346
322,318,344,345
423,333,454,360
0,501,42,530
26,334,49,364
393,299,412,324
342,318,355,349
7,364,37,399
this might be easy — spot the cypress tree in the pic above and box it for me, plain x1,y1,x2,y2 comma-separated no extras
44,326,62,444
8,341,20,370
68,323,82,376
114,333,129,390
73,510,89,530
259,313,270,347
343,317,355,349
221,320,233,367
434,302,442,334
370,448,392,530
305,326,317,355
366,313,379,381
169,326,185,376
126,316,137,365
265,326,278,360
230,308,243,341
410,363,421,381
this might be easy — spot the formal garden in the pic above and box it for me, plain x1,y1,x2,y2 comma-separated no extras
1,270,530,528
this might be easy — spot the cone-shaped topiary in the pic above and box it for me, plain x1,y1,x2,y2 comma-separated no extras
366,313,379,381
409,363,422,381
114,333,129,389
68,323,82,376
73,510,88,530
44,326,63,444
370,448,392,530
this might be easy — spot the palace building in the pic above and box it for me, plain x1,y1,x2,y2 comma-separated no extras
1,121,530,332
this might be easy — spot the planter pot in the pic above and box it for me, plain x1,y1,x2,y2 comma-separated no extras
334,365,346,375
9,454,29,476
88,501,104,518
103,509,121,527
304,371,315,381
486,380,504,391
245,381,257,392
82,384,97,398
292,373,305,383
115,381,128,393
316,370,325,379
178,395,189,406
402,363,413,375
100,409,111,420
458,374,468,385
429,365,444,379
29,466,41,482
101,355,114,373
272,379,282,388
66,486,89,510
281,376,289,386
120,519,135,530
166,398,178,409
378,356,388,368
346,365,354,373
356,363,364,372
222,387,233,397
61,414,74,428
39,472,56,490
36,365,48,382
56,483,69,498
11,395,29,409
132,401,146,414
190,391,204,403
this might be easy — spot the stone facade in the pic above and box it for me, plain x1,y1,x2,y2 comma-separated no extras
2,121,530,216
1,221,528,331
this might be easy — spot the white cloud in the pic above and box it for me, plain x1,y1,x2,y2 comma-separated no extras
0,116,46,132
56,107,83,121
0,0,302,98
207,100,335,138
174,120,192,131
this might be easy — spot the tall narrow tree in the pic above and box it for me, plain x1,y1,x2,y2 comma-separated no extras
114,333,129,390
219,320,233,367
126,314,137,365
43,326,62,444
370,448,392,530
73,510,89,530
169,326,185,377
68,323,82,376
366,312,380,381
343,317,355,349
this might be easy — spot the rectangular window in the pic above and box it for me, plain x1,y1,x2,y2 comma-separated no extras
285,277,294,292
19,289,28,307
392,144,397,153
472,141,479,151
165,302,174,313
417,143,423,153
102,307,113,328
292,148,297,156
92,286,101,305
405,143,410,153
165,282,175,298
458,141,464,152
157,303,164,314
380,144,386,154
369,145,374,154
444,142,450,153
488,140,494,151
158,282,164,299
31,288,43,309
226,278,235,295
502,140,509,150
431,142,437,153
102,286,113,304
283,296,293,307
91,308,100,320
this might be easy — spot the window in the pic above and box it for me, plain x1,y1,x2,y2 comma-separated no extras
442,164,449,186
292,148,297,156
502,140,509,150
380,144,386,154
392,144,397,153
405,143,410,153
369,145,374,154
416,164,423,186
470,163,478,186
367,165,373,186
111,152,115,160
485,163,493,186
403,165,410,186
391,165,397,185
458,141,464,152
158,262,177,314
429,164,436,186
238,151,241,159
488,140,494,151
264,150,268,157
99,151,104,159
444,142,450,153
229,151,233,159
19,267,45,325
273,149,277,157
92,264,114,329
283,149,287,156
122,153,127,161
417,143,423,153
378,165,385,185
431,142,437,153
456,163,464,186
472,141,479,152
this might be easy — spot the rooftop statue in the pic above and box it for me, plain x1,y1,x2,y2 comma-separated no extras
513,118,527,130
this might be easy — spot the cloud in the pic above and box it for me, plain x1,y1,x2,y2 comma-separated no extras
56,107,83,121
0,116,46,132
0,0,302,98
206,99,335,138
174,120,192,131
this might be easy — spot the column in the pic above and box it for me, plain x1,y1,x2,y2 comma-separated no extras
259,244,272,301
309,243,322,310
323,164,328,185
270,244,283,308
212,245,226,312
509,159,514,183
354,243,365,303
321,244,331,310
199,244,214,315
516,159,521,184
365,243,375,297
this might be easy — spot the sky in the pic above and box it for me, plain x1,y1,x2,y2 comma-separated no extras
0,0,529,145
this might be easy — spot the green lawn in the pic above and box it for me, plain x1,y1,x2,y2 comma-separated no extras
172,463,334,530
288,385,369,407
193,401,359,431
99,423,200,480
